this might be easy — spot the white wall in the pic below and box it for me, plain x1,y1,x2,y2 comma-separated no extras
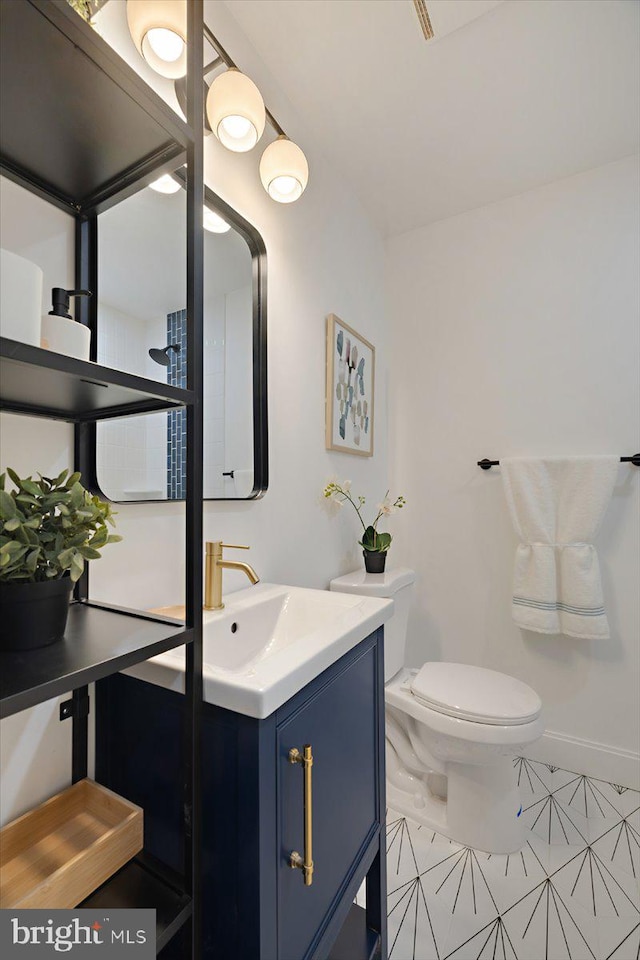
387,156,640,786
0,4,389,821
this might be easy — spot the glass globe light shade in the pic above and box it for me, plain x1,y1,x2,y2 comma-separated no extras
206,69,266,153
203,207,231,234
259,137,309,203
126,0,187,79
149,173,181,194
145,28,184,63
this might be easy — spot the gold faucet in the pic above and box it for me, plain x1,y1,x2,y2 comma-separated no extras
204,541,260,610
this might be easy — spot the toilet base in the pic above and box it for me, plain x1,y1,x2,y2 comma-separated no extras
386,756,526,854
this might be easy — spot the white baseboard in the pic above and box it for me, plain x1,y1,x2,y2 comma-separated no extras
524,730,640,790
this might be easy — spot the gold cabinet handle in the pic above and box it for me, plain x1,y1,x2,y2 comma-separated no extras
288,745,314,886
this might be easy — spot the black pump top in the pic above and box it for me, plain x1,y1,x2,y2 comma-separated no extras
49,287,92,319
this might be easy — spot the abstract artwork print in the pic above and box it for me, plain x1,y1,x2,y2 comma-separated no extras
325,313,375,456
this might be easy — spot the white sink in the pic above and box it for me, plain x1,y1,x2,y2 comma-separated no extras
123,583,393,718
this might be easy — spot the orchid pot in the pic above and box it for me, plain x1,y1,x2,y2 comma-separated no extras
363,550,387,574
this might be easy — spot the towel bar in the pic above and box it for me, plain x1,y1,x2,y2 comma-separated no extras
478,454,640,470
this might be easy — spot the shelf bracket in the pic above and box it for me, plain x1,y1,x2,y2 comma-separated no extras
60,691,90,722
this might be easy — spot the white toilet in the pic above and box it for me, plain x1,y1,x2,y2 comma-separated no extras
329,568,545,854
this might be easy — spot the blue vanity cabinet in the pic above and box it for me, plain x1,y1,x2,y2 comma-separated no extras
95,628,386,960
276,633,382,959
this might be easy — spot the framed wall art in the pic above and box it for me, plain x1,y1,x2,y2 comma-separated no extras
325,313,375,456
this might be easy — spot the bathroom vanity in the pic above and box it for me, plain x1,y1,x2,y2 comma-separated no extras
95,584,392,960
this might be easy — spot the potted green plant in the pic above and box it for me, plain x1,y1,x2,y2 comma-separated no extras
323,480,406,573
0,468,121,651
65,0,105,25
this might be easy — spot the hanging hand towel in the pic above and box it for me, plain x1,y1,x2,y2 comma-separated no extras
501,457,618,639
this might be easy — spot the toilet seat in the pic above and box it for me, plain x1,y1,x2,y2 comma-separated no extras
386,669,545,748
410,662,542,726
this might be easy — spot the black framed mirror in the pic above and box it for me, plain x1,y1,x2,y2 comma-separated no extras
89,181,267,501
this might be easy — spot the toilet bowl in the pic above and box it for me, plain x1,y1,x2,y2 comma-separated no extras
329,568,544,854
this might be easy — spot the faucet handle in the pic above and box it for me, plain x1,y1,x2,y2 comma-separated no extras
205,541,250,557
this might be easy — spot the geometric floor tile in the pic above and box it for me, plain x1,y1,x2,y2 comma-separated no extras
500,877,601,959
552,845,640,919
591,813,640,881
420,845,501,919
514,757,552,801
443,916,519,959
521,792,590,847
603,921,639,959
554,774,623,821
473,842,548,913
387,761,640,960
388,873,453,960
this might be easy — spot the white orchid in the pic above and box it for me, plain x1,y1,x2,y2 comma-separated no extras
322,481,406,554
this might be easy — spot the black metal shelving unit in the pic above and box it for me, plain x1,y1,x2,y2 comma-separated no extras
0,1,204,955
81,854,193,953
0,602,192,719
0,0,192,215
0,338,196,421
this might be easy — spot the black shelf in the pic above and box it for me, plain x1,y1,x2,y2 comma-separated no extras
80,854,192,954
328,905,381,960
0,338,195,422
0,602,192,719
0,0,192,215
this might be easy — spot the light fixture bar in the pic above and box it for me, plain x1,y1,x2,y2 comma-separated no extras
265,106,286,139
203,23,286,138
413,0,435,41
202,23,233,68
203,55,224,76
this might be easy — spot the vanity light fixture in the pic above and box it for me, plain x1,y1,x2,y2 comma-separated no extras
148,173,182,194
127,11,309,203
206,68,266,153
203,206,231,234
126,0,187,80
202,24,309,203
259,136,309,204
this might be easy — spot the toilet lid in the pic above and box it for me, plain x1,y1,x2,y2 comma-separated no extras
410,662,542,725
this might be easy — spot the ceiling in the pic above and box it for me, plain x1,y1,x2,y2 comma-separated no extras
222,0,640,237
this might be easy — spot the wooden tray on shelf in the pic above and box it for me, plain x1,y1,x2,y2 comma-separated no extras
0,779,143,909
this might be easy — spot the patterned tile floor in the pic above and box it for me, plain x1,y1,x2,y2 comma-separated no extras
386,758,639,960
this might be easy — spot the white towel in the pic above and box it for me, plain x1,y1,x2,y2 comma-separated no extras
501,457,618,639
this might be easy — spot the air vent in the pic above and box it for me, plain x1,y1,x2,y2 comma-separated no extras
413,0,435,41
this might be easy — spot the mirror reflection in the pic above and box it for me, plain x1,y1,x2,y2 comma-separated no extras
95,181,265,500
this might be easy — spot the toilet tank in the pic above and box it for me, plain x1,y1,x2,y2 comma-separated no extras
329,568,416,682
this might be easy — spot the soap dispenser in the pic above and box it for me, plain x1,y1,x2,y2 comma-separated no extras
41,287,92,360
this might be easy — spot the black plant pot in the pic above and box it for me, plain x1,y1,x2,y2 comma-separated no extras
0,576,74,651
363,550,387,574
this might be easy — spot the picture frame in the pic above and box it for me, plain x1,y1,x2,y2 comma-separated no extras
325,313,375,456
